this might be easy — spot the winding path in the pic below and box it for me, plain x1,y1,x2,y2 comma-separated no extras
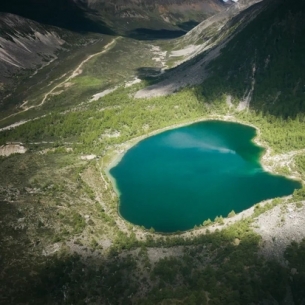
0,37,119,124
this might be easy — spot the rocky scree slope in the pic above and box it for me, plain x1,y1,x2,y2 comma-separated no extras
1,0,230,36
0,0,110,34
0,13,65,83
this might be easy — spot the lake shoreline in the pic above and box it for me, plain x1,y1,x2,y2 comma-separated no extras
103,114,303,235
106,114,303,184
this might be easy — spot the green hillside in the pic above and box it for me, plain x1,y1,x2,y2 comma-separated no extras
201,0,305,118
1,0,305,304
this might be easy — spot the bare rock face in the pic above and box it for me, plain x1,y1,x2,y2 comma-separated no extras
0,13,65,82
135,0,264,98
0,143,27,156
0,0,244,87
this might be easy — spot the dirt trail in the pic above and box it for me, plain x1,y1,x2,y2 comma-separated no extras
0,37,119,124
39,38,118,107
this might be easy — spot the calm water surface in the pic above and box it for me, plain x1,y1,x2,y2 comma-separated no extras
109,121,301,233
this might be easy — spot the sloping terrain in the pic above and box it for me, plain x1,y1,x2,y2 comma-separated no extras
0,0,112,34
200,0,305,118
1,0,305,304
0,13,65,82
84,0,227,35
0,14,115,114
135,0,265,97
0,0,227,36
138,0,305,119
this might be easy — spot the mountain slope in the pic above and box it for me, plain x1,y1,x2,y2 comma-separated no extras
136,0,305,118
135,0,265,97
0,13,64,82
82,0,227,34
1,0,305,304
201,0,305,118
0,0,229,37
0,0,113,34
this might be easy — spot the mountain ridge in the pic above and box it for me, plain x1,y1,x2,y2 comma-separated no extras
0,0,227,34
135,0,265,98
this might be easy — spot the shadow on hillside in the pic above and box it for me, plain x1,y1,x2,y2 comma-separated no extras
136,67,166,85
135,0,305,119
128,28,186,40
0,200,47,304
176,20,200,31
0,1,203,40
0,0,116,35
6,223,305,304
0,1,194,39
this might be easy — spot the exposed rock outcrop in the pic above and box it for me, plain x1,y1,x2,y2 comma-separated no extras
0,13,65,83
0,143,26,156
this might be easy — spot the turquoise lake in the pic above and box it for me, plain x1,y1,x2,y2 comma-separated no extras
109,121,301,233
